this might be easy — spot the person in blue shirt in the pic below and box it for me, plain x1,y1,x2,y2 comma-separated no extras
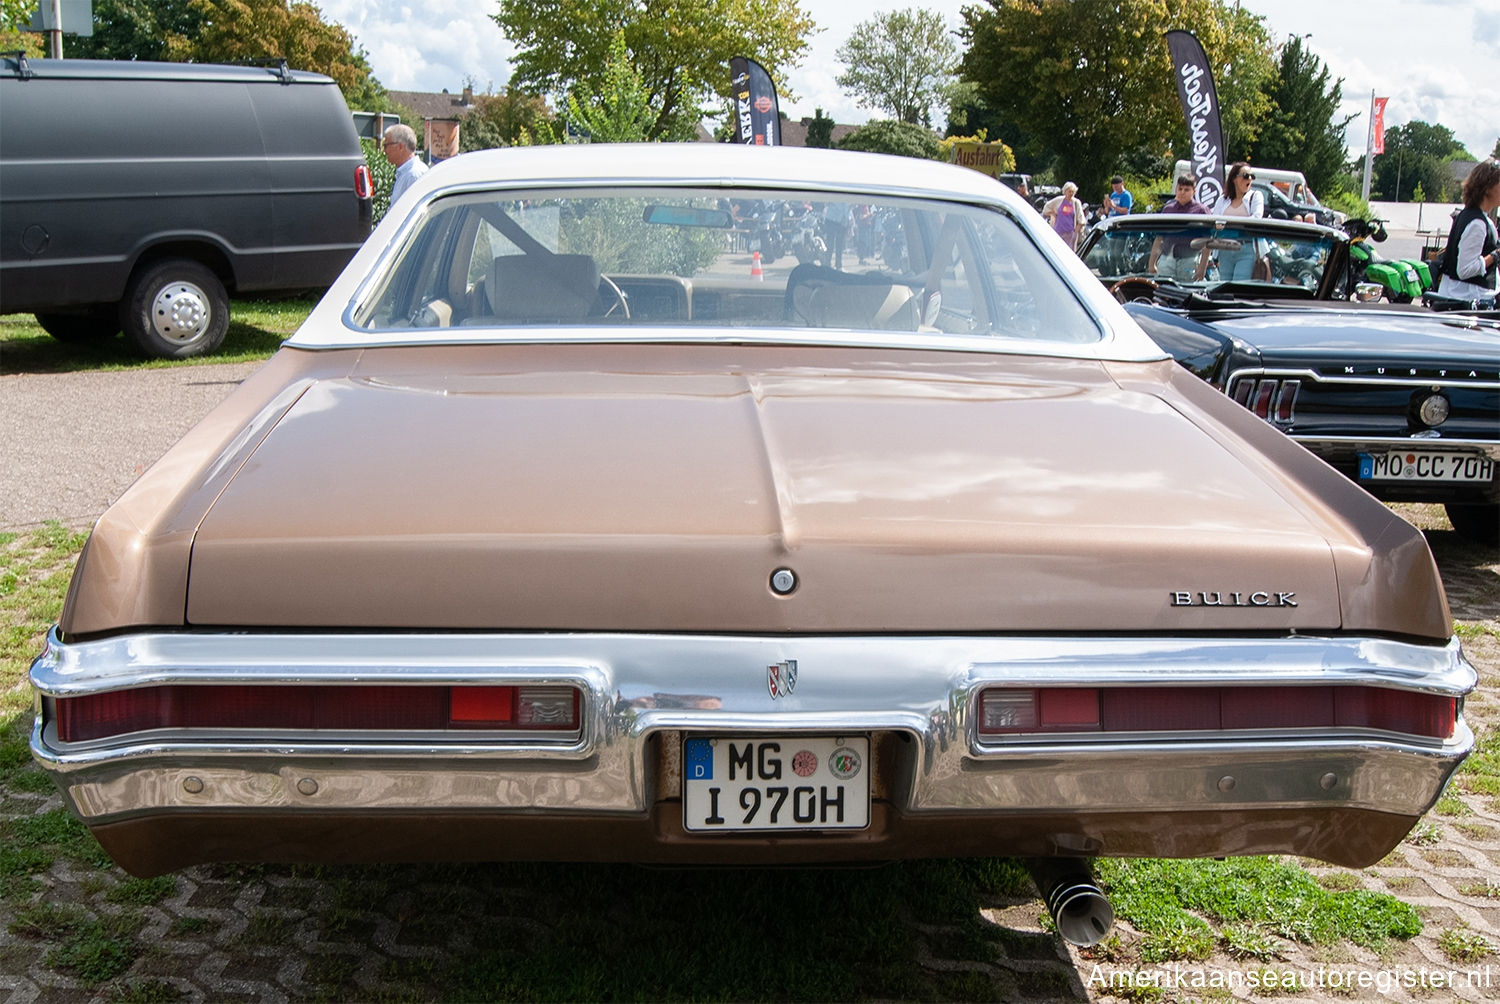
1104,176,1133,218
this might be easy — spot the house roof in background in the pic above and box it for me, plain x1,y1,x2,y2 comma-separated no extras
388,87,479,121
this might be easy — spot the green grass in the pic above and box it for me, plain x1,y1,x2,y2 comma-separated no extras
0,297,314,374
1098,857,1422,958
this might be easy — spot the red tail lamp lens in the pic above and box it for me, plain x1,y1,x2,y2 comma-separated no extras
56,684,580,741
979,685,1454,740
354,164,373,199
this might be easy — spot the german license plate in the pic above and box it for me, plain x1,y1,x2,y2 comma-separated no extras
683,736,869,832
1358,450,1494,483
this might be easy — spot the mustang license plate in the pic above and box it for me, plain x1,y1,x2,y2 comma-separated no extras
683,736,869,832
1358,450,1494,483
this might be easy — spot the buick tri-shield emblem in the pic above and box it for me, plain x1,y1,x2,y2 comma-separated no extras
768,660,798,699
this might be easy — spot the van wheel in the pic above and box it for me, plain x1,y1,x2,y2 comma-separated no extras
120,261,229,358
1445,503,1499,545
35,307,119,342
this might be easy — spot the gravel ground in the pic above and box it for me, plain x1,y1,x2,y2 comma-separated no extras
1,362,1496,1002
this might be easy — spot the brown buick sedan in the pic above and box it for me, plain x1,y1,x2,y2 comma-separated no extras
30,145,1475,945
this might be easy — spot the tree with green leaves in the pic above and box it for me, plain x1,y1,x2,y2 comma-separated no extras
494,0,815,142
805,108,834,148
58,0,388,111
461,89,559,150
959,0,1275,197
836,119,945,161
61,0,203,60
835,7,957,127
1,0,47,52
1363,120,1470,202
1241,35,1352,198
563,30,661,143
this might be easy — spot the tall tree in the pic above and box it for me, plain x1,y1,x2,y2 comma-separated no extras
495,0,815,142
1242,35,1352,197
959,0,1275,197
835,7,957,126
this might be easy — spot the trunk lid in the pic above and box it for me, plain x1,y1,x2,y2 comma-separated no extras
185,343,1347,632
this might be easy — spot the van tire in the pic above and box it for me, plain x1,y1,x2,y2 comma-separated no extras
35,307,119,342
120,260,229,358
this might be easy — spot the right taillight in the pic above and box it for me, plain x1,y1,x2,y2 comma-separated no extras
354,164,373,200
978,685,1455,741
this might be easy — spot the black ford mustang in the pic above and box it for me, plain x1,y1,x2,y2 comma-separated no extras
1079,215,1499,543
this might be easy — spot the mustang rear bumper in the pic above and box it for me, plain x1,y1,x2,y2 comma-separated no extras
31,630,1477,875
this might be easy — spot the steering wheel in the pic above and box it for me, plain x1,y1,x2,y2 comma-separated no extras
598,275,630,319
1109,278,1159,303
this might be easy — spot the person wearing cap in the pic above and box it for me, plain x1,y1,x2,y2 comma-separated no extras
1104,176,1133,218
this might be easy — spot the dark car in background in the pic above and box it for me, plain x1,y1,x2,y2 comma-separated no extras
1079,214,1500,542
0,56,372,357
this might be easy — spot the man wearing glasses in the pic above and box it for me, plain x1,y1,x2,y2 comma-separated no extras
382,125,428,206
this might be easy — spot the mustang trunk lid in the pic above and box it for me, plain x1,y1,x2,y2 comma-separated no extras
180,344,1355,633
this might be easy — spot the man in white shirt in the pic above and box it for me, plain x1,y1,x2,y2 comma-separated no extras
382,124,428,206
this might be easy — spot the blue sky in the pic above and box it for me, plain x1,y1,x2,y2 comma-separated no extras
315,0,1500,160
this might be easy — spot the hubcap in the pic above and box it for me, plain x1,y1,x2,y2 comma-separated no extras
150,281,212,343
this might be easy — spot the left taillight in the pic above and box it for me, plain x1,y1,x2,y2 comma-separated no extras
978,685,1455,741
55,684,581,742
354,164,373,200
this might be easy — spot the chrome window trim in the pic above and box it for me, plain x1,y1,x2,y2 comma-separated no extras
299,176,1162,363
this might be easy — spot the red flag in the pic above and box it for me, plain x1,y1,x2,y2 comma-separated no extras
1372,97,1389,155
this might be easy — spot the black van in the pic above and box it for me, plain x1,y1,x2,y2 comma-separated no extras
0,56,373,357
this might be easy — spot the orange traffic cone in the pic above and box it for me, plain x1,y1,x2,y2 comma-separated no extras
750,251,763,282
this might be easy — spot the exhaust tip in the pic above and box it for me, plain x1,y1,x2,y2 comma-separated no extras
1026,858,1116,947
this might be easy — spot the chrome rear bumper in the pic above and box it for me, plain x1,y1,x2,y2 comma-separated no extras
31,629,1475,827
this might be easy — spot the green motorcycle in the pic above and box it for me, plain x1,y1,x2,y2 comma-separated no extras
1344,217,1433,303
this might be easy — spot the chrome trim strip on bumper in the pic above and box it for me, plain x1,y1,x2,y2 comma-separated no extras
1288,435,1500,462
31,629,1476,824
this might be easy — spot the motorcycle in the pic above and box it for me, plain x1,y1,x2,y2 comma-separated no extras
1343,217,1432,303
783,203,828,267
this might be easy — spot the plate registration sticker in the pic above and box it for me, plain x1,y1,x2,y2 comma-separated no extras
1357,450,1494,483
682,736,869,832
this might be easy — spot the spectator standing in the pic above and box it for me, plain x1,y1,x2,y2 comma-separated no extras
383,124,428,206
1104,176,1133,218
1148,175,1209,280
1437,159,1500,302
1208,162,1264,280
1042,182,1086,251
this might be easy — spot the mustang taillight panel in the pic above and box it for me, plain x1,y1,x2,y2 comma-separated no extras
54,684,582,742
979,685,1455,741
1232,377,1299,424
